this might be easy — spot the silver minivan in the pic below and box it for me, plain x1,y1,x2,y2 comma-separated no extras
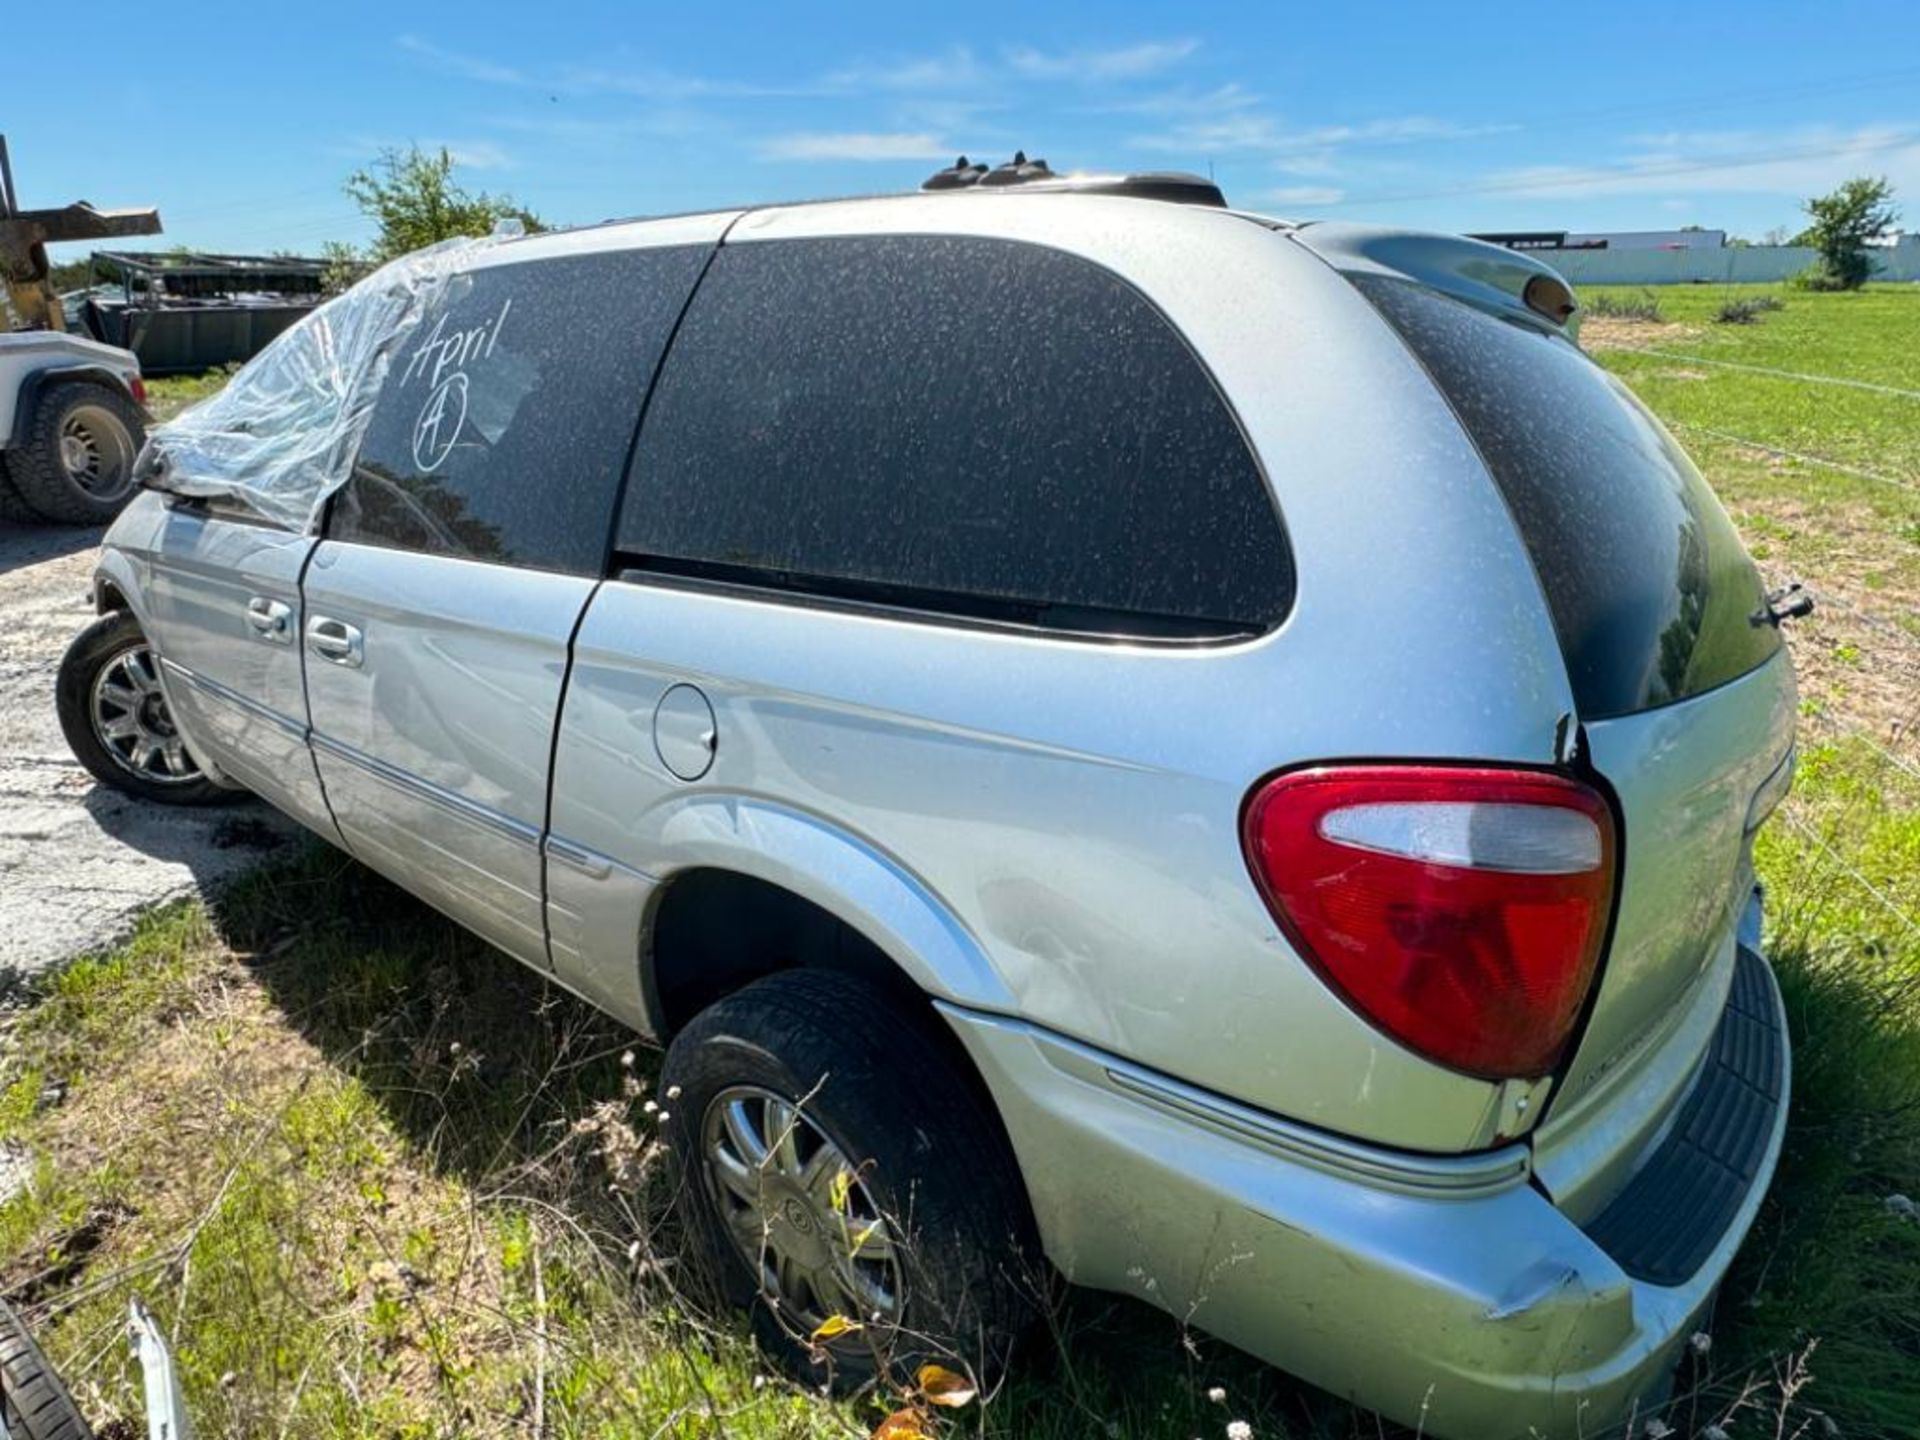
60,161,1798,1438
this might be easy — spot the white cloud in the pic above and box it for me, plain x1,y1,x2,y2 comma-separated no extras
1265,185,1345,206
824,47,987,93
332,135,517,170
444,141,517,170
760,131,952,162
558,64,811,101
1132,113,1289,153
1096,83,1260,117
1283,117,1514,149
398,33,805,102
1272,149,1341,177
1475,124,1920,200
1133,112,1510,155
396,35,526,86
1005,39,1200,82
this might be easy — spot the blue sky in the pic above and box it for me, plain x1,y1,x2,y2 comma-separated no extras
10,0,1919,257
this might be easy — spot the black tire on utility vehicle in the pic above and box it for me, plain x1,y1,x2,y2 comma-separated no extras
56,610,229,805
7,379,145,525
659,969,1038,1393
0,1298,94,1440
0,454,45,525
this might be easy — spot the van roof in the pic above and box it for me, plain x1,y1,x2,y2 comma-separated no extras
497,160,1253,253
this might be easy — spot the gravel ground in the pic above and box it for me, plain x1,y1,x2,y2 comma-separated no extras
0,519,294,993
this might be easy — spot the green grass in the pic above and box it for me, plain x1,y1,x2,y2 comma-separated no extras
1583,282,1920,389
0,855,1379,1439
5,284,1919,1439
143,367,241,423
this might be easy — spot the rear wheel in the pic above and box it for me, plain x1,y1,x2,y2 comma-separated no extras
660,970,1037,1393
56,610,228,805
8,380,144,525
0,1299,93,1440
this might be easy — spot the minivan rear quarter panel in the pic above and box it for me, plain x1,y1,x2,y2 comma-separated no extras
550,197,1587,1153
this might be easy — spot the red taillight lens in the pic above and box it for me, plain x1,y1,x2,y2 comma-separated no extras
129,376,148,406
1242,766,1616,1080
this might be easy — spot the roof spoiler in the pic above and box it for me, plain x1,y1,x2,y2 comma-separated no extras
1290,223,1580,333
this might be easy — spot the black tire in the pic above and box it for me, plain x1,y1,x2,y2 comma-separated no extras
660,970,1038,1394
56,610,229,805
0,1299,94,1440
8,380,145,526
0,454,44,525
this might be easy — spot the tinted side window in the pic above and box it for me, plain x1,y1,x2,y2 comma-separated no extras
1352,275,1780,719
331,245,709,576
616,235,1291,637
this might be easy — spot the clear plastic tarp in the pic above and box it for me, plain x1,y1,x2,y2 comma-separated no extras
133,237,492,532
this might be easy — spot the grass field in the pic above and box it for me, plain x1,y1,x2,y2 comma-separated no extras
3,283,1918,1439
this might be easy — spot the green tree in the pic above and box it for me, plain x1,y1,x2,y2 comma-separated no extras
1792,176,1899,290
343,145,543,264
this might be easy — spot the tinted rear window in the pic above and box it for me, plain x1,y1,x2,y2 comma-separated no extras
1353,274,1780,718
615,234,1291,638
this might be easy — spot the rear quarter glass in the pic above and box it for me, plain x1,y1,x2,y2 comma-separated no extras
1350,274,1780,720
616,233,1293,638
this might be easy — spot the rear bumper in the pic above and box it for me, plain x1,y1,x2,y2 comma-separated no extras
941,945,1790,1440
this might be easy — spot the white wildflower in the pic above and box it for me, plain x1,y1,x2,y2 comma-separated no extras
1688,1330,1712,1357
667,1084,683,1100
1226,1422,1253,1440
1206,1386,1227,1404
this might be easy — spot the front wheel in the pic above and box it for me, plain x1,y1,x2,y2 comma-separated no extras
56,610,229,805
659,970,1038,1393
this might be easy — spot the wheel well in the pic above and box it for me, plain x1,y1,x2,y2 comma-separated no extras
12,366,136,451
95,578,130,614
645,869,1007,1120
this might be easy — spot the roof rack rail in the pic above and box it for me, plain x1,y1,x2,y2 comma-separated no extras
918,152,1227,208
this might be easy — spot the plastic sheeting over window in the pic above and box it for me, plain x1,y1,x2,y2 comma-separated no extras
132,237,494,532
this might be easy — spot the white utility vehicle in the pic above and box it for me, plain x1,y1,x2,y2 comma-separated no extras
0,329,147,524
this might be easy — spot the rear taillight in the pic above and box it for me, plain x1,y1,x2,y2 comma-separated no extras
1242,765,1616,1080
129,376,148,406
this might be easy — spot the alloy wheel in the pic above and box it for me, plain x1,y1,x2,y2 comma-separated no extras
89,645,201,784
701,1084,903,1330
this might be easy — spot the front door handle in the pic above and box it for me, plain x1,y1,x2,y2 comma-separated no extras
245,596,293,643
305,615,364,668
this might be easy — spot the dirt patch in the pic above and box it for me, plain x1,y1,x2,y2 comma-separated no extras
1734,492,1920,750
1579,315,1699,351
